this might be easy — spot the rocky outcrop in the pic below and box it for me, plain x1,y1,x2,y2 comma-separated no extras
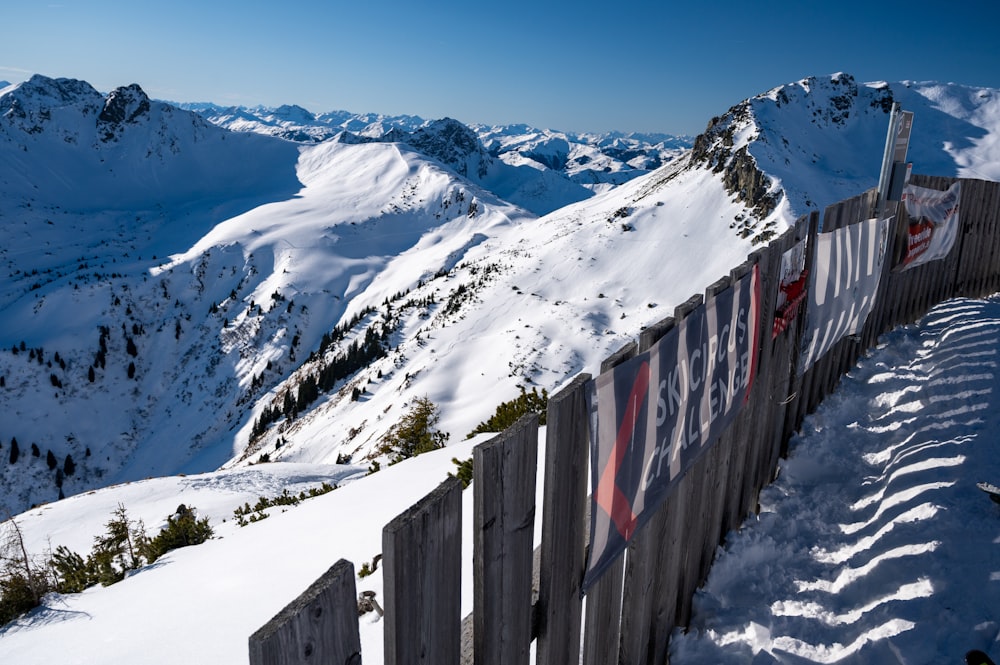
689,101,779,221
98,84,151,142
403,118,493,179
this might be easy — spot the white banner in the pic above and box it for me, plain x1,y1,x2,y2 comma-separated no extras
900,182,961,269
799,217,891,374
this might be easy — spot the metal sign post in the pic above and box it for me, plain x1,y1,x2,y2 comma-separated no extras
876,103,914,219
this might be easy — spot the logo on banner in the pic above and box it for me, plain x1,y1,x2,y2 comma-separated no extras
583,265,761,592
595,362,649,540
900,182,961,270
905,218,935,266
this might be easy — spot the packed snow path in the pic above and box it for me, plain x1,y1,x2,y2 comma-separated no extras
671,296,1000,664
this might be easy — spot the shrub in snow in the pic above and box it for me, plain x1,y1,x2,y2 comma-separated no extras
379,396,449,464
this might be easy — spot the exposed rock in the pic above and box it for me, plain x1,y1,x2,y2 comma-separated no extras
98,84,151,142
403,118,493,179
689,101,778,221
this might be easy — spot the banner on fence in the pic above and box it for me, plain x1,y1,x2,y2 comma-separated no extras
799,216,891,374
900,181,961,269
773,238,809,338
583,265,761,591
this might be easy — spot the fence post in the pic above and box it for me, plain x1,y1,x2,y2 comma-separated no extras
537,373,591,665
582,342,636,665
248,559,362,665
383,477,463,665
473,413,540,665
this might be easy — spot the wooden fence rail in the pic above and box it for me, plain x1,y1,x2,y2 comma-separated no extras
250,175,1000,665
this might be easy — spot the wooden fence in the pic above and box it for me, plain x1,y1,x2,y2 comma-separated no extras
248,175,1000,665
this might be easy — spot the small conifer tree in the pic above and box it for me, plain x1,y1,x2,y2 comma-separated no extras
379,396,449,464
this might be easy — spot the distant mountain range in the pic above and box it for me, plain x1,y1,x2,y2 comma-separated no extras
1,72,998,519
177,101,692,215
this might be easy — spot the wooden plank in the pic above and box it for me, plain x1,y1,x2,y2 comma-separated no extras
758,223,801,497
634,315,679,665
383,477,463,665
249,559,361,665
537,373,592,665
474,413,540,665
786,211,821,440
776,215,813,455
739,247,775,514
698,274,734,580
664,294,703,629
582,345,635,665
615,318,675,665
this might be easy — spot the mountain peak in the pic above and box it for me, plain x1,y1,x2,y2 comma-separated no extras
20,73,103,103
402,117,492,179
272,104,315,123
0,74,103,135
97,83,151,141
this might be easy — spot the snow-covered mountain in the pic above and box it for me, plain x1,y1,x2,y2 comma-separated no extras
2,72,1000,518
692,73,1000,225
2,71,1000,662
182,101,690,214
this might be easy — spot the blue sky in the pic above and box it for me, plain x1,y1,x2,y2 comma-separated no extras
3,0,999,135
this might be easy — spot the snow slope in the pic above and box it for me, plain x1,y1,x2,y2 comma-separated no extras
1,296,997,664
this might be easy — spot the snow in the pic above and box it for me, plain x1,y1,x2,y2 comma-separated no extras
670,297,1000,663
0,437,481,664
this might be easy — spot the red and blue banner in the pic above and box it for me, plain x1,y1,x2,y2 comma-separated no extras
583,265,761,591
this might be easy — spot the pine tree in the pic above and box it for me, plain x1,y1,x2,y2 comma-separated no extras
9,438,18,464
466,386,549,439
46,450,57,470
379,396,450,464
91,504,142,585
50,546,95,594
138,505,214,564
63,454,75,476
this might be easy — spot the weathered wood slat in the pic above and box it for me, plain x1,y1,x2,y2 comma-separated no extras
474,414,540,665
664,294,704,628
383,477,463,665
634,316,680,665
614,320,675,665
248,559,361,665
582,344,636,665
537,373,592,665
